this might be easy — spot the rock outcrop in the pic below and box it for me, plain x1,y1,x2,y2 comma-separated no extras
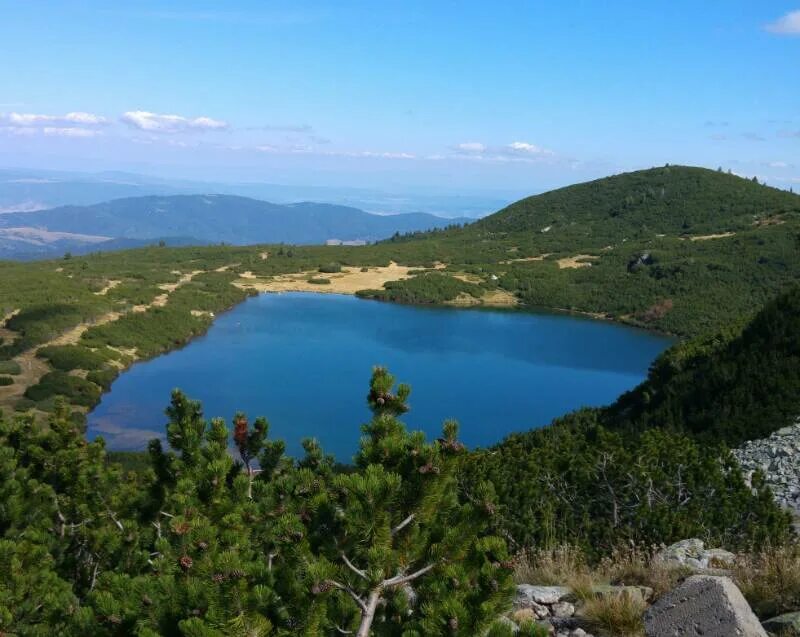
733,420,800,524
644,575,767,637
656,538,736,570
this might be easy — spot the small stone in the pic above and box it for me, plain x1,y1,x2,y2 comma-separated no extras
657,538,704,566
702,548,736,568
551,601,575,618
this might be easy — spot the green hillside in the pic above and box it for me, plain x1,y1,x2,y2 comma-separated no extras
469,284,800,552
374,166,800,335
474,165,799,242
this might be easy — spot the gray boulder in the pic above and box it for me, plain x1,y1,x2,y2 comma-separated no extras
762,612,800,636
515,585,572,607
657,538,737,570
644,575,766,636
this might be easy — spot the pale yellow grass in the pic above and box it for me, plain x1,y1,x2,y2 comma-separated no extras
500,253,551,265
94,279,121,295
445,290,518,308
686,232,736,241
557,254,599,269
234,262,416,295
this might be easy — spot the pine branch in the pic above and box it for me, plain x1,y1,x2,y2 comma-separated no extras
326,579,367,612
390,513,415,536
383,562,437,588
341,552,368,580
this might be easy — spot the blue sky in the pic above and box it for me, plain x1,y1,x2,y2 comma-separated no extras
0,1,798,195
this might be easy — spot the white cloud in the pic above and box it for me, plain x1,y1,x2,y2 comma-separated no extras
767,161,791,168
121,110,228,133
455,142,486,153
766,10,800,34
0,125,101,138
507,141,554,155
3,111,108,127
450,140,556,163
42,126,100,137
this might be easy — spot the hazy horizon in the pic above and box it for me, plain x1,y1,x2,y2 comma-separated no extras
2,1,798,195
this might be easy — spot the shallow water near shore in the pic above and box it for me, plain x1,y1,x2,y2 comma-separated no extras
88,292,674,459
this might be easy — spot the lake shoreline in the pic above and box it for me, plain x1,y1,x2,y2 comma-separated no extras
87,291,675,456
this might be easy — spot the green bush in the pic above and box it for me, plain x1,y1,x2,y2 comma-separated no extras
307,277,331,285
13,397,35,412
0,360,21,375
24,372,101,408
318,262,342,273
86,368,119,390
358,272,484,304
37,345,113,372
0,376,13,386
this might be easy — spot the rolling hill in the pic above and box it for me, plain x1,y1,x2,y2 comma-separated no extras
372,165,800,335
469,165,800,245
0,194,469,259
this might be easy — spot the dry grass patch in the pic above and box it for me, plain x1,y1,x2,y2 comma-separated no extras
598,544,690,599
513,544,591,586
582,591,646,637
734,544,800,618
685,231,736,241
557,254,599,269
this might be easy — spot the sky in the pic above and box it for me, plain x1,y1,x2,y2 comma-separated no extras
0,0,799,196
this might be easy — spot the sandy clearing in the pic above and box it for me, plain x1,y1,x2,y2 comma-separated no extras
259,251,269,260
234,262,416,295
452,273,484,284
754,215,785,228
239,271,256,279
686,232,736,241
95,279,121,296
0,309,20,346
215,263,239,272
499,254,551,265
445,289,518,308
48,311,123,347
557,254,599,269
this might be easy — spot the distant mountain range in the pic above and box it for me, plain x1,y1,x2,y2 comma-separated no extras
0,194,471,260
0,168,512,217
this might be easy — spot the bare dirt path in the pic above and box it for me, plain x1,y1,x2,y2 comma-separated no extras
686,232,736,241
94,280,121,295
557,254,599,269
0,268,210,412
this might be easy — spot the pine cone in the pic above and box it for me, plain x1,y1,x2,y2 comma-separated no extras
179,555,193,571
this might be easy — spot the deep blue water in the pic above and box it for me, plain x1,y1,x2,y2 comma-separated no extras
87,293,674,460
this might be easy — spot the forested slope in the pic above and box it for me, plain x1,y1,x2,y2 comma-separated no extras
469,285,800,552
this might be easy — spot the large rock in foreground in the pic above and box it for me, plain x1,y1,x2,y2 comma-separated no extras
644,575,766,637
